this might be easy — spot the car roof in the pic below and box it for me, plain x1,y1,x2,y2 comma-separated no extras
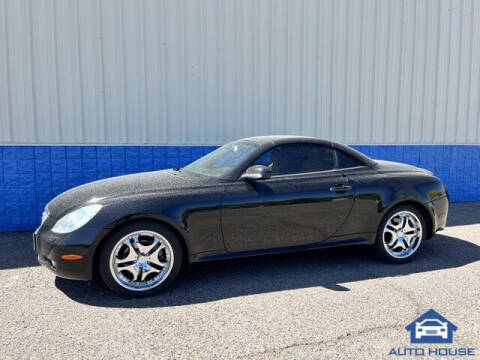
237,135,376,167
240,135,331,146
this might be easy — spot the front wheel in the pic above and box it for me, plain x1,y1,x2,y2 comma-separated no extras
374,205,426,263
98,220,183,296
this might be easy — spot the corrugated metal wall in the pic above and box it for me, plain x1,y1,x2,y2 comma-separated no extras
0,0,479,145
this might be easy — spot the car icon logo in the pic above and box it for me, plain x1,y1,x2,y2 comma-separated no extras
415,319,449,339
406,309,457,344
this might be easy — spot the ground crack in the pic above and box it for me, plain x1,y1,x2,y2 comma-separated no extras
237,323,403,359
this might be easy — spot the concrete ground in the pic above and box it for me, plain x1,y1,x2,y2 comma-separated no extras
0,202,479,359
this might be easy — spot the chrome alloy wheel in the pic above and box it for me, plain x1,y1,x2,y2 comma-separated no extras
382,211,423,259
109,230,174,291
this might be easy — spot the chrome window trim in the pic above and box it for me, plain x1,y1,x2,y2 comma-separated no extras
236,165,370,182
266,165,369,180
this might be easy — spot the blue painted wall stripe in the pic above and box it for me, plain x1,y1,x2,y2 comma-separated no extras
0,145,478,232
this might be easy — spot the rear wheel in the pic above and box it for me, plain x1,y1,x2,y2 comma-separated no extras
98,220,183,296
374,205,426,263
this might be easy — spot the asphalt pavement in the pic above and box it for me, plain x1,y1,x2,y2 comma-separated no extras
0,202,479,359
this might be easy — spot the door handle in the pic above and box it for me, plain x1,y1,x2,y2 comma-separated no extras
329,184,352,192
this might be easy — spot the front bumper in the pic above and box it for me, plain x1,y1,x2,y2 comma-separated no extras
34,218,104,281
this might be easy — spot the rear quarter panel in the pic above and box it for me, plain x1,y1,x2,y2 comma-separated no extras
336,168,446,240
387,173,448,232
390,173,448,203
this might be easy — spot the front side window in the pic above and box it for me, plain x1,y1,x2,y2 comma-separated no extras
252,143,336,176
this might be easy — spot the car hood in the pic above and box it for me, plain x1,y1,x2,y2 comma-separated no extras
373,160,432,175
46,169,202,218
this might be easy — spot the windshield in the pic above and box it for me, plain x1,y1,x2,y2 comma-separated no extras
183,141,259,178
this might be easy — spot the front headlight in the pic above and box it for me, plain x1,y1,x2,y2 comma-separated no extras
52,204,102,234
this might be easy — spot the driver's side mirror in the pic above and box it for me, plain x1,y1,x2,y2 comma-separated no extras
240,165,272,181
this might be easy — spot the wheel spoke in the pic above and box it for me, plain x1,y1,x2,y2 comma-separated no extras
149,258,167,268
390,239,399,249
404,236,411,247
387,220,399,230
146,238,163,256
396,238,407,250
119,263,138,279
116,259,135,267
404,233,416,247
402,218,416,233
140,268,148,282
384,227,396,236
147,241,167,267
387,238,398,248
132,235,153,254
140,267,158,281
116,239,139,264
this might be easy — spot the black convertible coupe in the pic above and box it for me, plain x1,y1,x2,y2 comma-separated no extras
34,136,449,296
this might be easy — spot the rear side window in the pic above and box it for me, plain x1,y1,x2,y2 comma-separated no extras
252,143,335,175
336,150,363,169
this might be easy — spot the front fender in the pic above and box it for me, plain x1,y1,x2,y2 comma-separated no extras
87,189,225,263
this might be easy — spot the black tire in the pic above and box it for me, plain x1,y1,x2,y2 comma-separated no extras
374,204,427,264
98,220,183,296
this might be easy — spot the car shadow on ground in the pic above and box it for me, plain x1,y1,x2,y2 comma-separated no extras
55,233,480,308
444,202,480,226
0,232,38,270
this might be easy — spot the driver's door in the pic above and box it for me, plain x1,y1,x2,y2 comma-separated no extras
220,143,355,252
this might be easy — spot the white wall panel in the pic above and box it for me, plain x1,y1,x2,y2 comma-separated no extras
0,0,479,145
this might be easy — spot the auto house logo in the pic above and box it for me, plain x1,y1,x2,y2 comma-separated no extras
388,309,476,357
406,309,457,344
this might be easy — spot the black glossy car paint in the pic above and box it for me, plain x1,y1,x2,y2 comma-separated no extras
221,169,355,252
34,136,449,281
